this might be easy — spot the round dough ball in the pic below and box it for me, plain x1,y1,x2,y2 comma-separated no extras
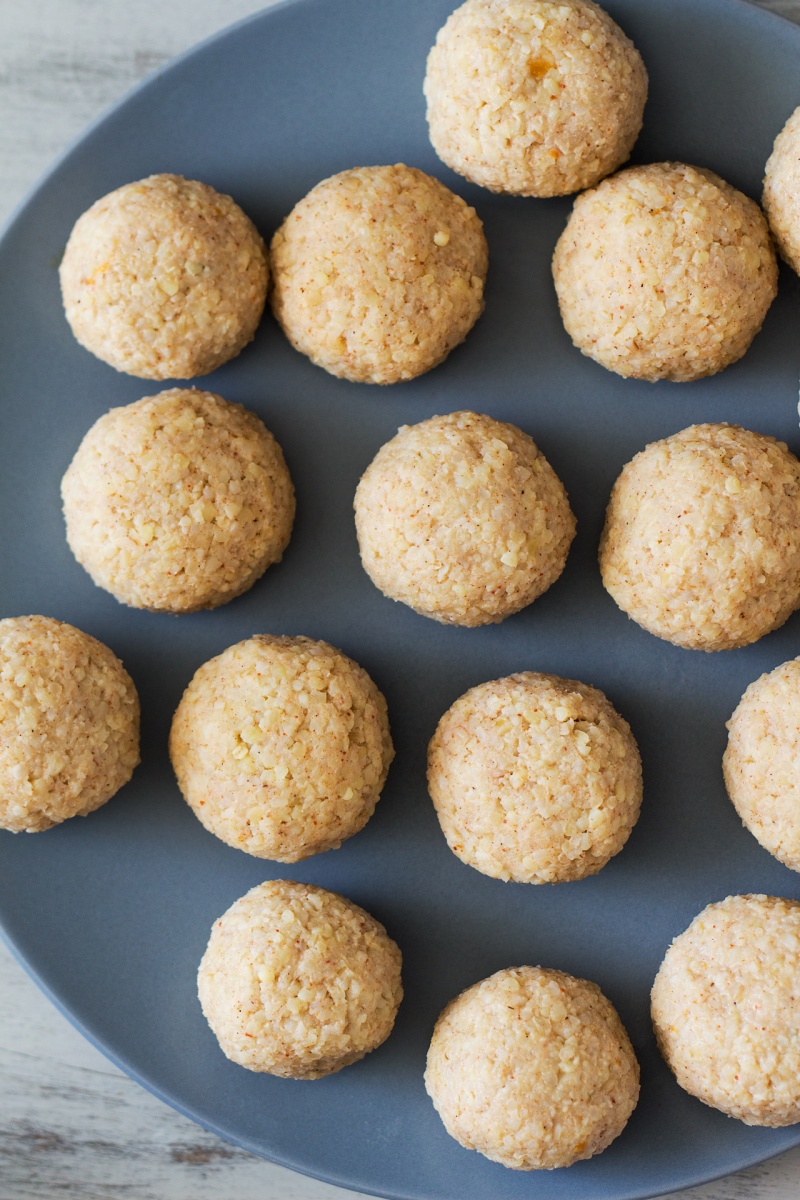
763,105,800,275
60,174,268,379
651,894,800,1126
270,164,487,384
724,658,800,872
198,879,403,1079
425,966,639,1169
553,162,778,382
354,411,575,626
0,615,139,832
61,388,295,614
424,0,647,198
428,673,641,883
170,635,394,862
600,424,800,651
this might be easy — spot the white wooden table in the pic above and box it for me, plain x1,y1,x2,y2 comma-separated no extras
1,2,799,1197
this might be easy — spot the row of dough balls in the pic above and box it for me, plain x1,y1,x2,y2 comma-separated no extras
60,391,800,654
198,881,800,1172
4,617,800,888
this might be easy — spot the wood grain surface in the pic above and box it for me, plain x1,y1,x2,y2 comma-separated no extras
1,2,799,1198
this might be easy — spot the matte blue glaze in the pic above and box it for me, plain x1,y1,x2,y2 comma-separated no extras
0,1,799,1197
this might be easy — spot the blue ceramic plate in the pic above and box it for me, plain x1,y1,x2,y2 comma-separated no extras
1,1,799,1197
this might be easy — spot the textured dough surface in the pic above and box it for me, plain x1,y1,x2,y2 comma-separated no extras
60,174,268,380
651,895,800,1126
428,672,642,883
763,105,800,275
553,163,777,381
270,164,487,384
62,388,295,614
600,424,800,651
425,0,647,197
198,879,403,1079
0,615,139,832
170,635,394,862
724,658,800,872
355,411,575,626
425,965,639,1169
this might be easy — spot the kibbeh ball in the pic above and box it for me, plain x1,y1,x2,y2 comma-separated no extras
270,164,487,384
763,105,800,275
60,174,268,379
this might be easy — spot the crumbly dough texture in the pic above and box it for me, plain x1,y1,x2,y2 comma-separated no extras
552,162,778,381
428,672,641,883
0,616,139,833
600,424,800,651
651,895,800,1126
724,659,800,872
763,106,800,275
61,388,295,614
60,174,268,379
424,0,647,198
425,966,639,1169
198,879,403,1079
270,164,487,384
354,411,575,626
170,635,394,862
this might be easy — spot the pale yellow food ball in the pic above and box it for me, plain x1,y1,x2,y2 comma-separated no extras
425,0,647,198
198,879,403,1079
763,105,800,275
270,164,487,384
170,635,394,862
724,659,800,872
428,672,641,883
0,616,139,832
425,966,639,1169
600,424,800,651
652,895,800,1126
553,163,778,381
60,174,268,379
354,411,575,626
61,388,295,614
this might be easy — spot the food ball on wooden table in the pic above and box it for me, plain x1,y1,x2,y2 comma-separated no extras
428,672,642,883
600,424,800,651
425,966,639,1169
354,411,575,626
651,895,800,1126
198,879,403,1079
763,105,800,275
0,615,139,833
424,0,648,198
270,164,487,384
170,635,394,862
553,163,778,381
59,174,268,379
724,658,800,872
61,388,295,614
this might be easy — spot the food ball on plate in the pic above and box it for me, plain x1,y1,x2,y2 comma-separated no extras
170,635,393,862
354,411,575,626
724,659,800,872
428,673,642,883
59,173,268,379
0,615,139,833
269,164,487,384
198,879,403,1079
763,106,800,275
651,894,800,1126
425,965,639,1169
552,162,778,381
61,388,295,614
424,0,647,198
599,424,800,651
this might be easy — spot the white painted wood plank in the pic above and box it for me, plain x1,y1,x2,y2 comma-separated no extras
1,1,799,1197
